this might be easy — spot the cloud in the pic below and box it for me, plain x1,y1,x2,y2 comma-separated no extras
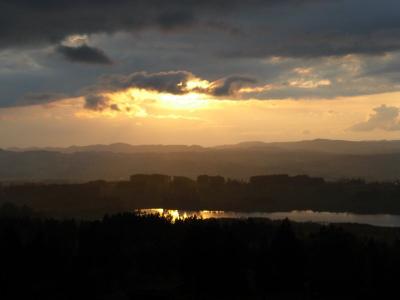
80,71,196,111
1,69,259,109
156,11,195,30
0,0,202,48
91,71,195,95
84,95,111,111
77,71,259,112
56,45,113,65
350,105,400,131
209,76,257,97
19,92,68,106
86,71,258,100
4,1,400,109
2,0,400,59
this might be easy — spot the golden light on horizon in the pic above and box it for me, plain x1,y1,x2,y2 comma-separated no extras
4,89,400,148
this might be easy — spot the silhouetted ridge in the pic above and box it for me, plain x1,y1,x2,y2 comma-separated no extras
8,139,400,155
8,143,206,154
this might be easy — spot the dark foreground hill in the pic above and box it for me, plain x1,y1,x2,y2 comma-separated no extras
1,211,400,299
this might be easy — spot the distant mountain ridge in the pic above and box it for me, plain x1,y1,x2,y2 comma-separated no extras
215,139,400,155
7,143,206,154
7,139,400,155
3,139,400,182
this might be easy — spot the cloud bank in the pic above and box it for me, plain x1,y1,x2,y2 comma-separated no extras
350,105,400,131
2,0,400,58
2,0,400,109
80,71,258,111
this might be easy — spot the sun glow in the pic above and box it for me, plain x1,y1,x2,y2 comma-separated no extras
185,78,211,90
158,78,213,110
74,77,221,119
158,92,210,110
110,85,214,115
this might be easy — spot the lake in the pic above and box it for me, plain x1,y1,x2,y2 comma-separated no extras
137,208,400,227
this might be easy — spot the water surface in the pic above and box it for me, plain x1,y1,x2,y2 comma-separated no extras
138,208,400,227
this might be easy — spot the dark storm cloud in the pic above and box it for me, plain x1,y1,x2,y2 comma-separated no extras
0,0,206,48
3,0,400,109
56,45,113,65
90,71,194,95
85,71,257,99
2,0,400,58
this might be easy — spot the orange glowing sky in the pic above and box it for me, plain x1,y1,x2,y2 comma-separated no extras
1,88,400,148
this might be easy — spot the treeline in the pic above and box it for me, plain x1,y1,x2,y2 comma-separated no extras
2,174,400,218
1,211,400,299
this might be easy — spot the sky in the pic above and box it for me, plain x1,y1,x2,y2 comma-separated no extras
1,0,400,147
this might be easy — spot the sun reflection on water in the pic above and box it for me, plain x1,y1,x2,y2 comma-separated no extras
137,208,225,222
135,209,400,227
